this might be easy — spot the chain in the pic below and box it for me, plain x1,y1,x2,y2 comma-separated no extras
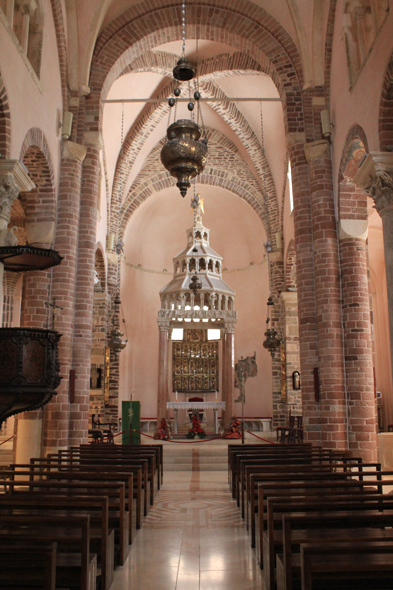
261,101,272,294
181,0,186,56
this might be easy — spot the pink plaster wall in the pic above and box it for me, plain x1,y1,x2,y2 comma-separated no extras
120,185,273,419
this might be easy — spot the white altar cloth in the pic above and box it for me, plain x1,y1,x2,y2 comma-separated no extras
166,401,226,410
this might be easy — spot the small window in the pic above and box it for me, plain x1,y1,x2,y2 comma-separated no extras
208,329,221,341
171,329,184,341
287,161,294,213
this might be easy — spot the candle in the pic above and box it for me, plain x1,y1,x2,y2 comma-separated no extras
175,390,178,401
215,390,218,401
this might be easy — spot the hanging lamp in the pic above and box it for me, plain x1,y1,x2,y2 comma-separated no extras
160,0,208,197
262,296,280,358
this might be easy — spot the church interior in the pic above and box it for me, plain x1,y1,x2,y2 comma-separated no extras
1,0,393,588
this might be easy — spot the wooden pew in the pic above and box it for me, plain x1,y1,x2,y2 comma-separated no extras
7,465,136,544
0,477,129,567
299,540,393,590
262,495,393,590
246,460,381,545
0,514,96,590
277,511,393,590
0,539,57,590
0,496,114,590
68,445,158,504
30,455,146,524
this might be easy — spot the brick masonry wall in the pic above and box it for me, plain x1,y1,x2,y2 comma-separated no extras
379,51,393,150
0,73,11,159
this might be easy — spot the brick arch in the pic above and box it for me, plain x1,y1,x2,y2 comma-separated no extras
87,1,305,134
109,74,279,240
19,129,56,234
121,129,270,236
49,0,69,108
0,70,11,159
379,50,393,151
95,246,107,292
337,125,369,221
285,239,297,291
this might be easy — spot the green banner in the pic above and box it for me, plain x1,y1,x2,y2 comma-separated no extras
122,401,141,445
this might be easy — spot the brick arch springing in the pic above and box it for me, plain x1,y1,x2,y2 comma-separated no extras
337,125,369,221
285,239,297,291
379,50,393,151
0,71,11,159
19,129,56,235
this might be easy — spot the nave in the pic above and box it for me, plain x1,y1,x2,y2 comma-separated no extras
112,444,262,590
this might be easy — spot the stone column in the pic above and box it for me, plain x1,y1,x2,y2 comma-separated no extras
17,0,37,54
42,140,86,454
305,139,347,450
69,131,101,446
339,219,378,461
156,321,170,427
221,326,235,430
354,152,393,425
286,134,321,444
280,291,302,420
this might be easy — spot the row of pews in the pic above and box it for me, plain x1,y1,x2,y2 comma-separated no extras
0,442,163,590
228,442,393,590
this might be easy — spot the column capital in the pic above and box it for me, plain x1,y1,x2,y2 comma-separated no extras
338,219,368,240
0,160,34,228
286,132,306,150
304,140,330,163
16,0,37,16
83,131,103,150
222,321,236,334
157,319,171,332
62,140,87,162
280,291,298,307
353,152,393,217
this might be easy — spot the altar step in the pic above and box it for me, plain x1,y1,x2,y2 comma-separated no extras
163,443,228,471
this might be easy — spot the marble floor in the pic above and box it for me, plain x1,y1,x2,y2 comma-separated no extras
111,450,264,589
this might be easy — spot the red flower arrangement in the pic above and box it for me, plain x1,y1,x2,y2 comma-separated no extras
187,414,206,439
154,418,172,440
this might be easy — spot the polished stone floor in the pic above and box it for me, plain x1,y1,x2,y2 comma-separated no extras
111,449,264,589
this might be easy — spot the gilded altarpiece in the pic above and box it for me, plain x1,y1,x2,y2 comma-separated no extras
173,329,218,392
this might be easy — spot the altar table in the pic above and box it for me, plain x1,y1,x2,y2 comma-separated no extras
166,401,226,434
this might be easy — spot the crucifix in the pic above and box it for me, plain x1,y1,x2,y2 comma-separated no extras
45,298,63,330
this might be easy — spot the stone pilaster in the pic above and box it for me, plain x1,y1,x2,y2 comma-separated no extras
354,152,393,427
221,325,235,430
286,134,321,443
280,291,302,421
157,321,170,427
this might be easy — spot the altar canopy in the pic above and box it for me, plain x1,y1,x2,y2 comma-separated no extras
157,202,237,430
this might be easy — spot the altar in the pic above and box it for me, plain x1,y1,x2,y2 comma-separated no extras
166,401,226,434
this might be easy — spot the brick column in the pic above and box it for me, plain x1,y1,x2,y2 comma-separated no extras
339,220,378,461
157,322,170,427
43,140,86,453
305,139,347,450
221,326,235,430
286,135,321,444
354,153,393,426
69,132,101,446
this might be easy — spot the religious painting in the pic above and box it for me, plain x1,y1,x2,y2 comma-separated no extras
172,329,219,392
